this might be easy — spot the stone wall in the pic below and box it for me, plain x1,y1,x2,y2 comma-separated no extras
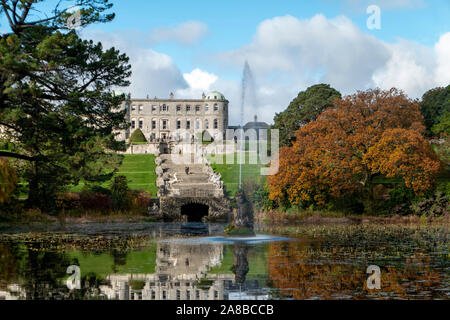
120,143,160,154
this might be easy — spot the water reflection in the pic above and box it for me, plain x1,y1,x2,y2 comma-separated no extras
0,223,448,300
0,238,268,300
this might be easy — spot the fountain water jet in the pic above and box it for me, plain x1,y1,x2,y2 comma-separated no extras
239,61,258,190
226,61,258,237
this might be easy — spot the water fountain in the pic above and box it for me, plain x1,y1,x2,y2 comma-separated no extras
238,61,258,190
224,61,257,237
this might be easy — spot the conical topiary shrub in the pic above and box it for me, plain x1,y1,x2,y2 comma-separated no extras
129,128,147,144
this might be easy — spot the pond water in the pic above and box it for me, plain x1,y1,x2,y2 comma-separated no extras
0,222,448,300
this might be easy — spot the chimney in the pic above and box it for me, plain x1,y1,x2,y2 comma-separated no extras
170,92,174,99
254,115,258,123
202,92,206,100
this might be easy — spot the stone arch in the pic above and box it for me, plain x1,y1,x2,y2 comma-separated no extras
181,202,209,222
159,196,231,222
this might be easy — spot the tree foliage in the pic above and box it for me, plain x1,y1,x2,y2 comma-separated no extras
0,0,131,209
0,157,17,203
268,88,441,211
420,85,450,137
432,110,450,136
273,84,341,146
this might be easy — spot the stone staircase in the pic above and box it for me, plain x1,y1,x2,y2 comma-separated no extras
156,153,224,198
153,144,231,221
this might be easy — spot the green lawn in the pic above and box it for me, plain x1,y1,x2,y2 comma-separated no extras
207,152,267,197
70,154,157,196
116,154,157,195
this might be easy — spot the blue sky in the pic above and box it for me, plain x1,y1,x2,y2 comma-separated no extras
85,0,450,75
1,0,449,124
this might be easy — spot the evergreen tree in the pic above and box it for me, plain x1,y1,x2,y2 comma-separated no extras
273,84,341,146
420,85,450,137
0,0,131,209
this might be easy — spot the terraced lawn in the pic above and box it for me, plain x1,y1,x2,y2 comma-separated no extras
207,152,267,197
70,154,157,195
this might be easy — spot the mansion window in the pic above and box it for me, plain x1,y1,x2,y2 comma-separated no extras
205,119,209,129
152,105,156,111
161,104,168,112
195,105,200,112
177,120,181,129
162,120,167,130
152,120,156,129
176,105,181,112
186,105,191,111
131,105,136,111
214,119,218,129
139,105,143,111
131,120,135,129
213,104,218,111
139,120,143,129
205,104,209,111
186,120,191,129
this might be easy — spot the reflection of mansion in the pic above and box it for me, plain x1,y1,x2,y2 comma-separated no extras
99,242,235,300
99,242,269,300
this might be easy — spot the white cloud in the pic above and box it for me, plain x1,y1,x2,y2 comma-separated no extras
216,14,449,124
148,21,209,45
175,68,219,99
435,32,450,87
80,29,188,98
183,69,218,90
372,39,437,96
218,14,390,93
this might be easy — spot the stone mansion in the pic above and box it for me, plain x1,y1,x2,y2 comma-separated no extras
119,91,229,144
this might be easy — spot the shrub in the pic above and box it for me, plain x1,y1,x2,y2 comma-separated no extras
386,184,418,216
0,158,18,204
129,129,147,144
56,192,82,210
128,190,151,214
79,191,112,211
243,179,275,211
437,182,450,196
410,191,449,217
110,175,129,210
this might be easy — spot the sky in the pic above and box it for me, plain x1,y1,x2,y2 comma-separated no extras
1,0,449,124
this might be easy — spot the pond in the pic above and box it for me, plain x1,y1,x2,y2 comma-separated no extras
0,222,448,300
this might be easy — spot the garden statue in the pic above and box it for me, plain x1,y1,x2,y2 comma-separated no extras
224,191,255,236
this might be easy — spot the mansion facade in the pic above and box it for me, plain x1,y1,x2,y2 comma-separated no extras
119,91,229,143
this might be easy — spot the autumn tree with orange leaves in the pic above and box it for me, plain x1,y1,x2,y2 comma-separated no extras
268,88,441,212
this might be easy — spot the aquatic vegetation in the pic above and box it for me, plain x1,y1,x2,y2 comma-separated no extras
0,233,154,252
